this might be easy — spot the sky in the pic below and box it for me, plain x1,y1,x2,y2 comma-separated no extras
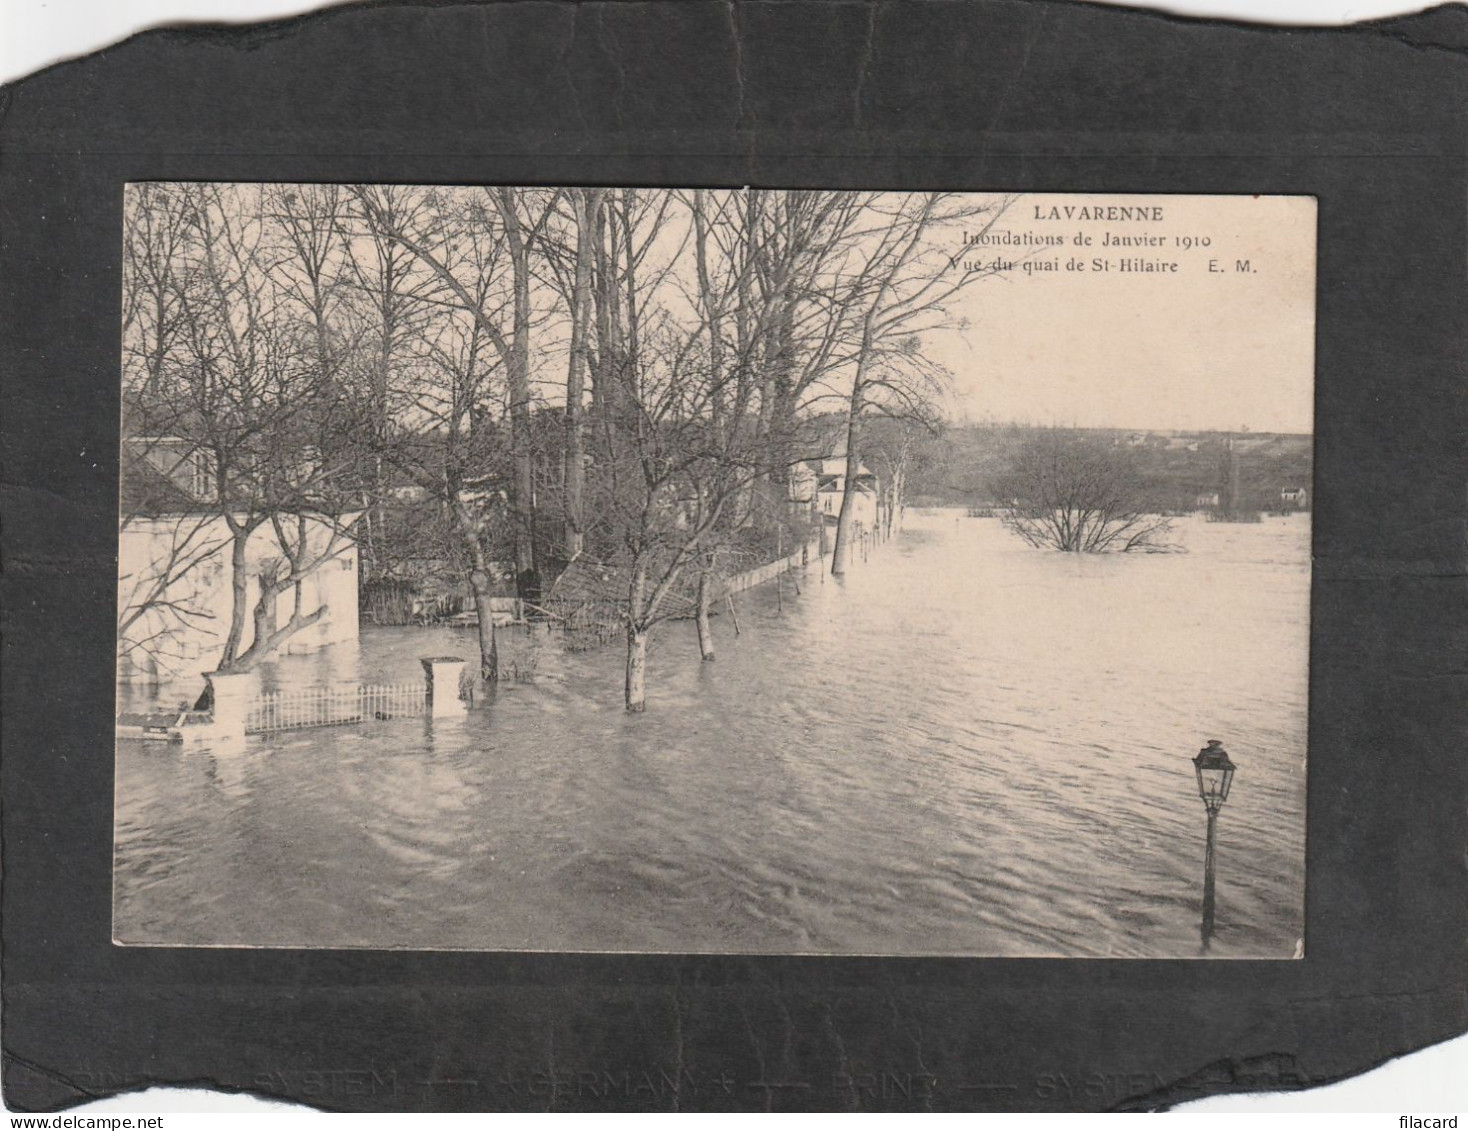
126,185,1316,438
935,193,1317,435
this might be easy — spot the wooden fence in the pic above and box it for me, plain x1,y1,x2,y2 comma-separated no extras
519,541,814,653
721,542,811,597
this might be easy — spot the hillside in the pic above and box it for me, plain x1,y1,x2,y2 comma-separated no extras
909,425,1313,513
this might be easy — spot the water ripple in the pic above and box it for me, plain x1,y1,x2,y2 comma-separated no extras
115,512,1308,957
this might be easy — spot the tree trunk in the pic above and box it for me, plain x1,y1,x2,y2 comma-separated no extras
625,558,649,711
619,189,641,380
493,190,539,600
563,190,597,560
254,569,280,646
831,395,865,576
469,568,499,683
220,530,251,666
589,198,618,422
450,492,500,682
829,198,941,572
695,567,715,662
229,598,329,672
692,189,726,434
625,626,648,712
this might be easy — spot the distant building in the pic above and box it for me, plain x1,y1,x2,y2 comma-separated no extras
1195,492,1221,509
1280,487,1308,509
118,439,360,683
787,461,818,506
812,457,881,530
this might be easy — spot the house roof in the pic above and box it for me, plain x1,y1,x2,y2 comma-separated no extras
814,457,876,481
817,475,876,493
119,446,203,516
544,556,628,604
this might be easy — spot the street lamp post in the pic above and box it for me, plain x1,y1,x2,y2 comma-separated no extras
1192,739,1236,950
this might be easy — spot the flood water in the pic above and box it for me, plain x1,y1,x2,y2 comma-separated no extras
114,511,1309,957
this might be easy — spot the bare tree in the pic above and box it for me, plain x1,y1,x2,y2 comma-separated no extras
122,183,366,678
119,184,222,675
534,188,606,561
683,187,767,661
820,193,1012,575
647,188,833,665
332,185,443,578
994,431,1176,553
120,184,1022,706
348,185,517,682
863,415,935,539
575,190,765,708
595,332,763,711
577,188,1008,697
560,189,601,560
348,185,563,602
415,277,511,684
122,182,197,399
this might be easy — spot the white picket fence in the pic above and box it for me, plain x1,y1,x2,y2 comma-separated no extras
246,682,427,734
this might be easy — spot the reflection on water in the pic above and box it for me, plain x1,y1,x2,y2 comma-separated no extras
114,511,1308,957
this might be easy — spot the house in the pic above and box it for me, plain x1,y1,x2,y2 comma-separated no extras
118,439,360,684
1280,487,1308,509
1194,491,1221,509
787,461,818,507
812,457,882,530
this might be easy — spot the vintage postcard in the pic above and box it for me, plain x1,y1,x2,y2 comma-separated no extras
113,187,1314,958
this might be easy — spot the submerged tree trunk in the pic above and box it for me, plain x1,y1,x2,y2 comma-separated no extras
230,593,329,672
451,495,500,683
625,626,648,712
219,530,251,666
695,567,715,662
225,515,346,672
469,568,499,683
830,395,865,576
624,560,649,712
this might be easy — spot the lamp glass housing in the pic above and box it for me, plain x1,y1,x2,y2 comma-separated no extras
1193,742,1236,814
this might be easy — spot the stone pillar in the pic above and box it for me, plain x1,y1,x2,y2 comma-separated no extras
201,669,257,743
421,656,468,717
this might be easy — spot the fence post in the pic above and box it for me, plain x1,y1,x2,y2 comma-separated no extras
421,656,468,717
200,669,256,743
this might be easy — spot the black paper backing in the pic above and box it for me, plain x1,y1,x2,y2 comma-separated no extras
1,0,1465,1113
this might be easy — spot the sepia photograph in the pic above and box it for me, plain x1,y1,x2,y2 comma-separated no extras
112,186,1314,958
